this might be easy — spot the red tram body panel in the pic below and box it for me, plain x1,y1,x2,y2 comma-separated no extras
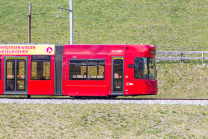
62,44,157,96
0,44,55,96
28,55,55,95
0,44,157,97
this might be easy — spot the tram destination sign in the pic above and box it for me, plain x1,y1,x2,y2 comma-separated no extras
0,44,55,55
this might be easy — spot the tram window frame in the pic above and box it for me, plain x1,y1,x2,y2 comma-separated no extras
134,57,156,80
148,58,156,80
69,59,105,80
31,59,51,80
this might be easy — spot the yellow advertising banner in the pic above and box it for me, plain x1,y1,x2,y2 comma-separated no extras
0,44,55,55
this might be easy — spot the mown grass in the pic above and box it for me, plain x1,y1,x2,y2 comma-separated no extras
1,1,208,138
0,104,207,138
139,61,208,99
1,0,208,51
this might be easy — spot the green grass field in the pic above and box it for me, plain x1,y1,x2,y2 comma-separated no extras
1,0,208,51
1,1,208,138
0,104,207,138
140,62,208,99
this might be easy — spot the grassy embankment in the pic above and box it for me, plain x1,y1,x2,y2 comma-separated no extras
1,0,208,50
1,1,208,138
141,62,208,99
0,104,207,138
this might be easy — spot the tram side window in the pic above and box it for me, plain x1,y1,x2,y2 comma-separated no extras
148,58,156,80
69,59,105,80
134,57,156,80
88,60,105,80
134,57,148,79
69,60,87,80
31,60,51,80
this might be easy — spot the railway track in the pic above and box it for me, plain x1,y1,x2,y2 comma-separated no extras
0,97,208,100
0,97,207,105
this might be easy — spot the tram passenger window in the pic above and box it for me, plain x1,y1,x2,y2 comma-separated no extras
69,60,87,80
31,60,51,80
88,60,105,80
69,59,105,80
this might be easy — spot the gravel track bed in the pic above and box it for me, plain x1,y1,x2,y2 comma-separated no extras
0,99,208,105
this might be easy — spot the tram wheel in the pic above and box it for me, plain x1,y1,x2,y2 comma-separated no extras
107,96,117,99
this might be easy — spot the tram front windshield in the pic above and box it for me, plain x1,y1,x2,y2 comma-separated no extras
134,57,156,80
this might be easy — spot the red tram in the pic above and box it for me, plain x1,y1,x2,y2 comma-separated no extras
0,44,157,97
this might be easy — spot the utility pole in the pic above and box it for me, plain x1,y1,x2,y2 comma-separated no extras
59,0,73,44
28,3,32,43
70,0,73,44
27,3,32,99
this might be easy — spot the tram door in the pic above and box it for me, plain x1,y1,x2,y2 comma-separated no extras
111,57,124,95
4,57,28,94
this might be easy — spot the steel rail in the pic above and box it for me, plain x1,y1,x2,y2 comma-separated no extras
0,97,207,100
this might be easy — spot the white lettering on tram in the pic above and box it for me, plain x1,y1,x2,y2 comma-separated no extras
125,82,134,86
111,50,123,53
